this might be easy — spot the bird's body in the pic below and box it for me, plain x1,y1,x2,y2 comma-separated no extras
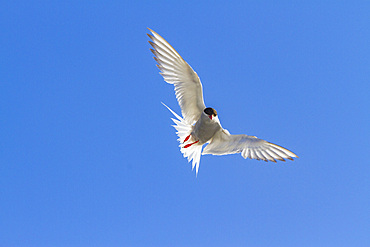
148,28,298,175
192,110,221,145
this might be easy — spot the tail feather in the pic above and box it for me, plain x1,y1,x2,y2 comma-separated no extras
162,102,203,175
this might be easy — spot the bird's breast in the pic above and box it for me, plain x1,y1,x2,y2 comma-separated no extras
192,116,221,144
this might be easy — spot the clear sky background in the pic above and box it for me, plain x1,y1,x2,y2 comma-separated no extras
1,1,369,247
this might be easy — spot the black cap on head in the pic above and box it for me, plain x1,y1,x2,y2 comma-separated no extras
204,107,217,116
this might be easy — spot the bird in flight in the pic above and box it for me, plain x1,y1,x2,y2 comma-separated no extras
147,28,298,175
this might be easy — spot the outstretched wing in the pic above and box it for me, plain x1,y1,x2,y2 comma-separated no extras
203,129,298,162
147,28,206,124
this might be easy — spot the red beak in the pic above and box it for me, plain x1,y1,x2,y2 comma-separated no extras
209,115,212,120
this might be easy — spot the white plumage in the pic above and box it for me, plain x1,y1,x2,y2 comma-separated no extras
148,28,298,175
148,28,205,125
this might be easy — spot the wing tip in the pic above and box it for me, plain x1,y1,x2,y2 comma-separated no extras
147,33,153,39
148,40,155,47
268,142,299,161
147,27,156,37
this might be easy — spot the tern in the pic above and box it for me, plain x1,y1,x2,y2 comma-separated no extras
147,28,298,175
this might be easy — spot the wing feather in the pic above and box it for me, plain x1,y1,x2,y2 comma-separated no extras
203,129,298,162
148,28,206,124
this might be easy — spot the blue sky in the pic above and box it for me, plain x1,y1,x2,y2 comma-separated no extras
1,1,369,246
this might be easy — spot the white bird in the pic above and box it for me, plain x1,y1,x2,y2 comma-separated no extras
147,28,298,175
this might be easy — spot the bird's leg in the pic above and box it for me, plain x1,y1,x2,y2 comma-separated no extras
183,134,191,143
184,140,199,148
183,134,199,148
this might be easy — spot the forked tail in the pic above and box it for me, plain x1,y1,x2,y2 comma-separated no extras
162,103,203,175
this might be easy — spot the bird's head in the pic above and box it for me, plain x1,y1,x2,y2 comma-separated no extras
204,107,217,120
